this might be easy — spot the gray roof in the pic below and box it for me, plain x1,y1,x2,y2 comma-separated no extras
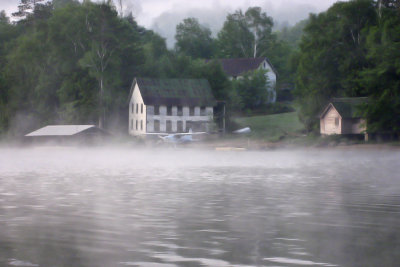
130,78,216,106
320,97,368,119
25,125,96,137
213,57,277,77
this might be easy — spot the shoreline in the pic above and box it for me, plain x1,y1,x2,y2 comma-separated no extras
1,135,399,151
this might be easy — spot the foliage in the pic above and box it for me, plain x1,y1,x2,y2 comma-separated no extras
1,0,398,138
277,19,308,49
359,7,400,132
216,7,273,58
293,0,400,134
230,69,270,111
0,1,145,135
294,0,378,131
216,7,295,86
175,18,214,59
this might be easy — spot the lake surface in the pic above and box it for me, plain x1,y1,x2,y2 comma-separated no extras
0,147,399,267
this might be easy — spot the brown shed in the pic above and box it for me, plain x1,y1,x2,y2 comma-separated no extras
320,98,367,136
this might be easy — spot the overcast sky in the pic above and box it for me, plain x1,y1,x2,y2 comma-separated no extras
1,0,344,46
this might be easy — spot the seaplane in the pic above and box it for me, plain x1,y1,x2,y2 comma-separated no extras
146,128,207,145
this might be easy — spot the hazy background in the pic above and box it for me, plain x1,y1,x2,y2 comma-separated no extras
0,0,345,47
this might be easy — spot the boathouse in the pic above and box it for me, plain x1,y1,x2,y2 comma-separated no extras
25,125,109,144
320,98,367,137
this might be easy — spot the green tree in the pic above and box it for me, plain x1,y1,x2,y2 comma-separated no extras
217,9,253,58
245,7,274,58
175,17,214,59
294,0,377,131
78,2,142,128
359,7,400,133
231,69,270,111
2,0,144,134
216,7,274,58
277,19,308,49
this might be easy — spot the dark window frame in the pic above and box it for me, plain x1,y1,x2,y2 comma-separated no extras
166,120,172,132
154,105,160,115
177,106,183,116
154,120,160,132
200,106,206,116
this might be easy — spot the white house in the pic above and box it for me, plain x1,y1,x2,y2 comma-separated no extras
215,57,277,103
128,78,216,136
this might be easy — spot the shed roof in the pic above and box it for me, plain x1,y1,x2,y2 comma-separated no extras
320,97,368,119
130,78,216,106
25,125,96,137
214,57,277,77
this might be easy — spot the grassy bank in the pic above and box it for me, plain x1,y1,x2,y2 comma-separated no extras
233,111,304,142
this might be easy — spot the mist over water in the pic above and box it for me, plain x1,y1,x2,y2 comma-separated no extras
0,147,399,267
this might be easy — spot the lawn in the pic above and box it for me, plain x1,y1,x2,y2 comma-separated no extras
233,111,304,141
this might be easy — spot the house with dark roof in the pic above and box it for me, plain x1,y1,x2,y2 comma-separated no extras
128,78,216,135
215,57,277,103
320,98,367,136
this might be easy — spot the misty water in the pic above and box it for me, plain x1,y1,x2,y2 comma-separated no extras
0,147,399,267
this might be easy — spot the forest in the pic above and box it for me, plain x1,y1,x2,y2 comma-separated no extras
0,0,399,137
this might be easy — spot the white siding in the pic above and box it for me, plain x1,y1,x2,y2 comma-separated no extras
260,59,277,103
320,106,341,135
129,83,147,136
146,105,213,133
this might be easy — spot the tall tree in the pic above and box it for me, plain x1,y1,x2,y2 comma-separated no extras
175,17,214,59
294,0,377,131
216,9,254,58
244,7,273,58
78,1,142,128
359,7,400,133
216,7,273,58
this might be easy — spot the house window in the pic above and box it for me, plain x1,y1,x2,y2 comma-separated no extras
189,107,195,116
154,105,160,115
130,119,133,130
141,104,143,114
177,121,183,132
167,106,172,116
140,120,143,130
136,103,138,114
177,106,183,116
200,106,206,116
335,117,339,127
154,120,160,132
166,120,172,132
135,120,138,130
131,103,134,114
186,121,193,132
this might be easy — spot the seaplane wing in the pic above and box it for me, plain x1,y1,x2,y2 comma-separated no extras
144,129,207,144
